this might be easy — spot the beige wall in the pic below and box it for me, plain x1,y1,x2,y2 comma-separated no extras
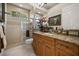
46,3,79,30
47,3,72,18
44,4,73,29
44,3,79,36
7,4,29,17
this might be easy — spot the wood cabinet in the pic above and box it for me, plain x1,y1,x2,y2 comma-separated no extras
32,33,55,56
37,41,45,56
55,39,79,56
44,36,55,56
32,33,79,56
45,45,52,56
32,33,45,56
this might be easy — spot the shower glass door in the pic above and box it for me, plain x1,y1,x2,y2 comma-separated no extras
20,17,29,41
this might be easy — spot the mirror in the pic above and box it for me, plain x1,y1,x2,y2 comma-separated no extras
48,14,61,26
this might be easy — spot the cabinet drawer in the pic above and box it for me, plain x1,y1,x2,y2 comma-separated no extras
56,39,78,49
38,34,55,47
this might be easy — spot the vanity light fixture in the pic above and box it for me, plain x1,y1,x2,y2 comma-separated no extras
37,3,47,7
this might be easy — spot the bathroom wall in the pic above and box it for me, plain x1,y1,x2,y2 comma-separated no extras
46,3,79,30
46,4,71,30
7,3,28,17
62,4,79,30
47,3,72,18
0,4,2,12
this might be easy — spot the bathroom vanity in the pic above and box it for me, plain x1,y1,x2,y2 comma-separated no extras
32,31,79,56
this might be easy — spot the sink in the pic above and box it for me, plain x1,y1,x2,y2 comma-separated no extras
44,33,53,36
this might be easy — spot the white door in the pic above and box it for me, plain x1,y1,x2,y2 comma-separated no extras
6,15,22,49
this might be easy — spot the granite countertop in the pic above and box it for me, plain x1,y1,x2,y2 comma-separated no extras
34,31,79,45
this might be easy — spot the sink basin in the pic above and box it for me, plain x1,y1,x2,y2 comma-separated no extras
44,33,53,36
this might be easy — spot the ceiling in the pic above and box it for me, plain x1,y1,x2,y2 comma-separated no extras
11,3,58,16
43,3,58,10
11,3,33,10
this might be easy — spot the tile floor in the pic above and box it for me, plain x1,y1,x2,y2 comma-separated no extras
0,38,36,56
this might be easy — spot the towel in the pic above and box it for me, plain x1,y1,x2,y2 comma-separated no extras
0,24,7,49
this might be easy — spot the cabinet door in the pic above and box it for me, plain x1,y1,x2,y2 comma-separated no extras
32,40,35,50
56,48,61,56
40,43,45,56
35,41,39,55
56,39,79,56
44,37,55,56
32,40,37,54
45,45,55,56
